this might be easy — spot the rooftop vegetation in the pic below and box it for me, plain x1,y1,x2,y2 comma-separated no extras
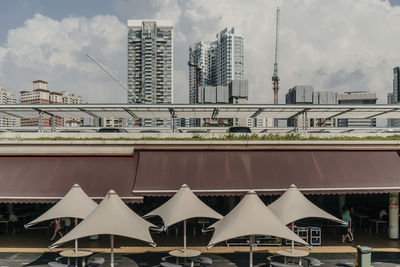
2,133,400,141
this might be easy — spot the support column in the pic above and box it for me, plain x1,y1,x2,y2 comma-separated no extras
38,111,44,132
51,115,56,133
389,193,399,239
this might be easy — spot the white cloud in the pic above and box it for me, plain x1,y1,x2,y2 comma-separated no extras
171,0,400,103
0,14,127,102
1,0,400,105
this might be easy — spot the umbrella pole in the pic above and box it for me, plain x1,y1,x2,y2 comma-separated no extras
291,222,295,253
110,234,114,267
74,218,78,267
184,219,187,253
249,235,254,267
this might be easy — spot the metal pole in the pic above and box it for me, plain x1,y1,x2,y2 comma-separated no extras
184,219,187,252
291,222,295,253
110,234,114,267
75,218,78,267
51,115,56,133
38,111,43,133
249,235,254,267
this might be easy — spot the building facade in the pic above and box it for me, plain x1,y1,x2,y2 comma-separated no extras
338,92,377,127
0,86,17,127
20,80,63,127
188,41,213,104
61,91,85,127
127,20,173,127
388,67,400,127
188,28,248,127
285,86,338,128
215,27,244,86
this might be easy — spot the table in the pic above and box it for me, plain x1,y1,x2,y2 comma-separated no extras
276,249,309,265
59,250,93,267
368,218,387,234
354,214,369,229
169,249,201,267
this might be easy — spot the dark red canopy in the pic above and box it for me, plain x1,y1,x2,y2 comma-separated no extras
133,151,400,195
0,156,139,203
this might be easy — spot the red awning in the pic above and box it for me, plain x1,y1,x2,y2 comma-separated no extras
133,151,400,195
0,156,141,203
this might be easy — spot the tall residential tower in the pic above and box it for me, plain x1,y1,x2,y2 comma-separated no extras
127,20,173,126
188,27,248,126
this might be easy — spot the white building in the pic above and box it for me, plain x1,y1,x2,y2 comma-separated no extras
61,91,84,104
189,27,244,98
0,86,18,127
61,91,85,127
215,27,244,86
127,20,173,127
188,41,213,104
188,27,247,127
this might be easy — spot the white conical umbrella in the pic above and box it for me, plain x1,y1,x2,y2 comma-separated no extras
207,190,309,267
25,184,97,266
145,184,222,252
50,190,156,267
269,184,343,252
25,184,98,228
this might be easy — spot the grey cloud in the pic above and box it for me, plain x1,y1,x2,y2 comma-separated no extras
323,69,365,89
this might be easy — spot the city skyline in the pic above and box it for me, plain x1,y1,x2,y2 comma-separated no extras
0,0,399,105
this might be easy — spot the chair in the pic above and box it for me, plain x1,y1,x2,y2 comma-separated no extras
89,257,105,267
160,262,182,267
161,255,174,262
194,256,212,266
304,256,323,267
266,256,284,266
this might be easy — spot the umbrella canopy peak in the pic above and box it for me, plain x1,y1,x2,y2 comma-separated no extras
269,184,343,225
207,190,308,248
145,184,222,228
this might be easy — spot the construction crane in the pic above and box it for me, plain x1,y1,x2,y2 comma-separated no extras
272,7,280,127
188,48,202,103
86,53,138,101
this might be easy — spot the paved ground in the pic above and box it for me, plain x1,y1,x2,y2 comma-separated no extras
1,252,400,267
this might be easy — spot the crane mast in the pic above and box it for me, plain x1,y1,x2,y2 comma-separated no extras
272,7,280,127
86,53,138,101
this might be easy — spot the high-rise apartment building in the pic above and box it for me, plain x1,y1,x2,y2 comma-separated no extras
0,86,17,127
189,28,244,102
388,67,400,127
188,28,247,126
127,20,173,126
188,41,213,104
215,27,244,86
338,91,377,127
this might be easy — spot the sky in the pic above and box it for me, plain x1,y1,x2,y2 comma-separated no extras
0,0,399,104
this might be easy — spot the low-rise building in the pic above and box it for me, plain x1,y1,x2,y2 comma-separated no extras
20,80,63,127
285,86,338,128
338,91,377,127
